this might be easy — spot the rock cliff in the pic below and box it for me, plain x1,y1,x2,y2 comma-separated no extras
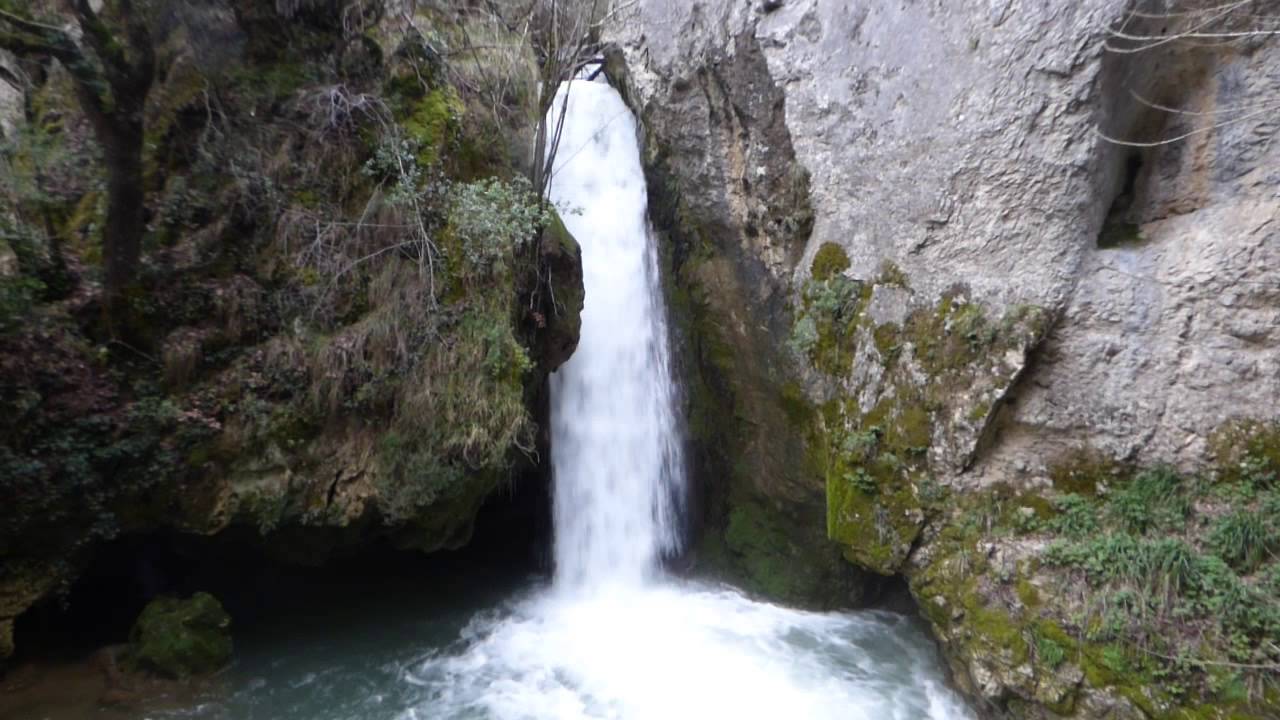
607,1,1280,717
0,0,582,660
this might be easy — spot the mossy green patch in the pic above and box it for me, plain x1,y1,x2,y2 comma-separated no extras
127,593,232,679
1097,219,1146,249
1049,451,1129,495
875,260,909,288
810,242,850,281
827,469,924,573
401,87,464,168
721,498,855,604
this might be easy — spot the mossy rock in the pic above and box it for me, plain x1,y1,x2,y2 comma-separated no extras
719,498,868,607
827,470,924,574
810,242,850,281
128,593,232,678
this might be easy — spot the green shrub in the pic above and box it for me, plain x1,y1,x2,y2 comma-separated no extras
806,276,859,318
845,467,877,495
1036,633,1067,669
788,315,818,357
1106,467,1188,534
363,135,425,201
450,176,551,279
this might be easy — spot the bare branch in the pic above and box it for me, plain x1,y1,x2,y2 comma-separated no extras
1105,0,1254,53
1095,101,1280,147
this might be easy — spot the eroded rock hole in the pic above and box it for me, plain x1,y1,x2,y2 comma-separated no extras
1098,151,1146,249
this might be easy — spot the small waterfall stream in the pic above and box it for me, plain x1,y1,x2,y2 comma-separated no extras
547,78,685,589
133,77,976,720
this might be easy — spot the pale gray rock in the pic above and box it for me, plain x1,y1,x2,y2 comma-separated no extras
606,0,1280,480
0,51,20,140
607,0,1280,714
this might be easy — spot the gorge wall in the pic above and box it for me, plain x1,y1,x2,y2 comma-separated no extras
606,1,1280,718
0,0,581,662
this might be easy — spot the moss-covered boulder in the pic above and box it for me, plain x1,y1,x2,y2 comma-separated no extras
128,593,232,678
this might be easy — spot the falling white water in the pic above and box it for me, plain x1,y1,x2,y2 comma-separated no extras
547,79,685,589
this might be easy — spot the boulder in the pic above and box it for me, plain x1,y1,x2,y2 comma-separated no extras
128,593,231,679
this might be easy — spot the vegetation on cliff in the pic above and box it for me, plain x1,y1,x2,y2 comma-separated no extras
787,242,1280,717
910,422,1280,719
0,0,586,660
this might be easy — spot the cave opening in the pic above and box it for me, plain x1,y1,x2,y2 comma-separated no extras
11,462,553,666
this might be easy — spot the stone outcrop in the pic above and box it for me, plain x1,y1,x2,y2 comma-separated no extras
607,0,1280,716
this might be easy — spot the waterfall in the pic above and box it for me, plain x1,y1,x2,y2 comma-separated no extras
546,78,685,590
385,77,977,720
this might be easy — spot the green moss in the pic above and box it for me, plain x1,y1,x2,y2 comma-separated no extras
779,381,816,425
1210,420,1280,487
127,593,232,679
1098,219,1146,249
1049,451,1128,495
872,322,901,365
401,87,464,167
1079,648,1126,701
1016,576,1042,607
63,192,104,259
889,403,932,455
970,604,1031,665
826,459,924,574
810,242,850,281
1034,617,1075,666
723,500,829,602
396,464,501,552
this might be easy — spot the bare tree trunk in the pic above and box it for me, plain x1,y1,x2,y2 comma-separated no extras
0,0,155,331
100,119,145,314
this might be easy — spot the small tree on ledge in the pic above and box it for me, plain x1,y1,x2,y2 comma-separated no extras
0,0,154,330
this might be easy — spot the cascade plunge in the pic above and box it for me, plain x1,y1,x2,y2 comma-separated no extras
136,77,978,720
547,80,684,590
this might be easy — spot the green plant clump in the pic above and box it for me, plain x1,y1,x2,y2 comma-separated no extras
450,176,552,279
810,242,850,281
1038,442,1280,673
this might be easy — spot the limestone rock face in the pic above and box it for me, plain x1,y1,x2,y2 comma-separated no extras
608,0,1280,476
128,593,232,679
607,0,1280,715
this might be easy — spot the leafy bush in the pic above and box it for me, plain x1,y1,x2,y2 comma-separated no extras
806,276,859,319
365,135,432,199
788,315,818,357
450,176,551,279
1036,633,1066,669
844,467,877,495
